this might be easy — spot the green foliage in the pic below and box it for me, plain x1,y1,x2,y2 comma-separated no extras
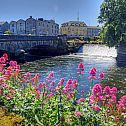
98,0,126,47
4,29,12,35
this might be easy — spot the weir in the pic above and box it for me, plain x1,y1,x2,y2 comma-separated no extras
79,44,117,57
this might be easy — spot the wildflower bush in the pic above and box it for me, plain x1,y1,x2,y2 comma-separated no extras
0,54,125,126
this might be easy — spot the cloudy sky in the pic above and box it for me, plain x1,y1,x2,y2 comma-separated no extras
0,0,103,26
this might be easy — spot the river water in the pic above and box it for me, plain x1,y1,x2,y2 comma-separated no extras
21,44,126,97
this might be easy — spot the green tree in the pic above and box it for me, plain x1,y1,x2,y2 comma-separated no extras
4,29,12,35
98,0,126,47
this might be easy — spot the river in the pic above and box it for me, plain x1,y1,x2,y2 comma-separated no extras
21,44,126,97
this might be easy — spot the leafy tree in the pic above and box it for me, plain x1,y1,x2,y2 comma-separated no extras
98,0,126,47
4,29,12,35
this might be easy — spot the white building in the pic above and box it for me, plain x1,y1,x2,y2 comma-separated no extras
10,21,17,34
6,16,59,36
17,19,26,35
26,16,36,35
36,18,59,36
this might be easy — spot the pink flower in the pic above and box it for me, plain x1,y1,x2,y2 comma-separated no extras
67,92,74,100
111,87,117,95
46,85,52,89
77,98,84,104
88,76,96,80
56,86,60,90
60,78,65,83
3,53,8,60
89,95,95,104
92,84,102,97
9,61,17,67
0,57,6,64
91,105,101,111
10,90,15,94
103,86,111,95
75,111,82,117
109,95,116,104
77,63,84,71
58,78,65,86
26,72,31,78
73,83,78,89
38,82,45,89
51,88,56,93
90,68,96,76
47,71,54,79
77,71,84,74
65,79,72,88
118,95,126,108
72,79,77,84
0,64,5,72
81,90,84,94
35,73,41,79
98,72,104,80
35,90,41,99
51,81,55,86
47,93,55,98
77,72,81,74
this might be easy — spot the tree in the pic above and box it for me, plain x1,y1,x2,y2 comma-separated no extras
98,0,126,47
4,30,12,35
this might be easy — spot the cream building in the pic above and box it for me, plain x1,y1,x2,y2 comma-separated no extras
60,21,87,37
17,19,26,35
60,21,101,37
10,21,17,34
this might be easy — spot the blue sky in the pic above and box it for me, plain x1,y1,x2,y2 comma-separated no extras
0,0,103,26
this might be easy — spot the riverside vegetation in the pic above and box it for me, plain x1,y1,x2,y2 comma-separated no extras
0,53,125,126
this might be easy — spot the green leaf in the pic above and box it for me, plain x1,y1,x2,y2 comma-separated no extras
35,114,43,126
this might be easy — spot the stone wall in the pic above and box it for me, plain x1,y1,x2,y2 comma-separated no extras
116,44,126,66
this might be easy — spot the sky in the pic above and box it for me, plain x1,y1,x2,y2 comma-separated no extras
0,0,103,26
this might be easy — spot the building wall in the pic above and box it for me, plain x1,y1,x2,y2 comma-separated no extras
17,19,26,35
26,16,36,35
60,21,87,37
60,21,101,37
36,19,59,36
86,26,101,37
1,16,59,36
10,21,17,34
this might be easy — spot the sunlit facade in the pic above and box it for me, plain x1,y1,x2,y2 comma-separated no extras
60,21,101,37
60,21,87,37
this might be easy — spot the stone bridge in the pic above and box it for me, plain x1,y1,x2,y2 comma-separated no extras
0,35,68,55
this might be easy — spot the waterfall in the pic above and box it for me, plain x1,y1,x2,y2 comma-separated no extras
77,44,117,57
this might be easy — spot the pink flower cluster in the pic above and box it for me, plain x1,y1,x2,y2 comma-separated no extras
62,79,78,100
89,83,126,111
89,67,104,80
77,63,84,74
0,54,20,100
